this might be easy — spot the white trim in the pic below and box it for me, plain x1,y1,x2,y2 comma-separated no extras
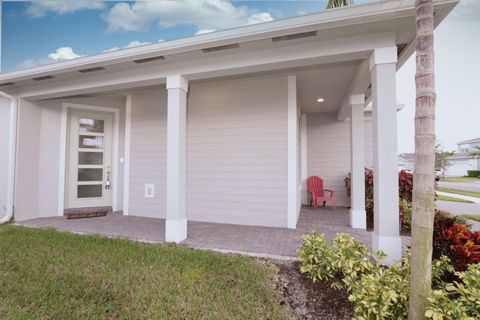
165,219,187,244
372,233,402,265
369,46,398,71
300,113,308,205
166,75,188,91
58,105,68,216
58,103,120,214
123,94,132,215
0,91,18,223
287,75,298,229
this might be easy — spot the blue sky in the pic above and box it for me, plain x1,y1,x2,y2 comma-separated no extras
1,0,479,152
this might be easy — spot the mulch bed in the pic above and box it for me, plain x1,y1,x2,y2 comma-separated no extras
274,260,353,320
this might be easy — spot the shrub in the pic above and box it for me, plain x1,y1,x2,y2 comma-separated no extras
433,212,480,271
348,257,410,320
400,199,412,232
299,233,480,320
299,233,410,319
345,169,413,229
426,263,480,320
467,170,480,177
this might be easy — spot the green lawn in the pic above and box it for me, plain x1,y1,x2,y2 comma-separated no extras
437,194,474,203
437,187,480,198
0,225,291,319
462,214,480,222
441,176,480,182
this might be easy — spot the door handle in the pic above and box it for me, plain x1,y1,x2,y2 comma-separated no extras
105,167,111,190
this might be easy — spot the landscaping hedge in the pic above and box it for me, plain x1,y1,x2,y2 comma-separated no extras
467,170,480,177
299,232,480,320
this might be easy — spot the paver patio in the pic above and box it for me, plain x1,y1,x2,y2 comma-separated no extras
17,206,411,258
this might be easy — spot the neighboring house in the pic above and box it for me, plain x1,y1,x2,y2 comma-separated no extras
444,137,480,176
398,153,415,171
0,0,458,263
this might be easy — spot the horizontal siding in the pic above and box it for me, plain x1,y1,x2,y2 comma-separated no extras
129,89,167,218
307,112,350,206
187,76,288,227
307,112,375,207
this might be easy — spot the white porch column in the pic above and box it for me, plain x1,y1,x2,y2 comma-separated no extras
370,47,401,264
287,75,299,228
349,94,366,229
165,75,188,243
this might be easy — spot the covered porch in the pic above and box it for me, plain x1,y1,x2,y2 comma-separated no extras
17,206,411,258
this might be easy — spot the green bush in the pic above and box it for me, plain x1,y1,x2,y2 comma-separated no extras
299,233,480,320
466,170,480,177
426,263,480,320
400,199,412,232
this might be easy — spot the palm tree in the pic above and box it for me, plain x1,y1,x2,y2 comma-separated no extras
469,146,480,157
408,0,436,319
326,0,352,9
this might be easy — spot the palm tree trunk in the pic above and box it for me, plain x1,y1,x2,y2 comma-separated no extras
408,0,436,319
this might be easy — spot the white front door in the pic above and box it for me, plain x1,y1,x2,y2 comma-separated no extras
66,110,113,209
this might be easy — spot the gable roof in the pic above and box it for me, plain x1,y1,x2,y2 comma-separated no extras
458,137,480,145
0,0,458,92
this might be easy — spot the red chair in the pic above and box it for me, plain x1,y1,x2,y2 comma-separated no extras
307,176,336,210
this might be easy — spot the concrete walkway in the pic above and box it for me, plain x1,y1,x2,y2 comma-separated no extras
437,191,480,204
17,206,411,258
438,181,480,193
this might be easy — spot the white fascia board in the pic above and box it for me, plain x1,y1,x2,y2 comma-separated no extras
0,0,458,84
17,32,394,99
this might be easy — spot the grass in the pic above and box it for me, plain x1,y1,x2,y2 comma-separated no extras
437,194,474,203
441,176,480,182
462,214,480,222
0,225,291,319
437,187,480,198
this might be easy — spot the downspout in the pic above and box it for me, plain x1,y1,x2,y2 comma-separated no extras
0,90,18,224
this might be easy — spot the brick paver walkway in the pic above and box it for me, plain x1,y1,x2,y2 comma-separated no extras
17,206,410,258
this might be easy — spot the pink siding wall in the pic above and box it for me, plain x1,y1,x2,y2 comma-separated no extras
306,112,374,207
186,76,289,227
129,90,168,218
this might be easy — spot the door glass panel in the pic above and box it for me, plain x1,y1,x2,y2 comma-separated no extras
79,136,103,149
79,118,104,133
78,152,103,165
78,169,103,181
78,185,102,198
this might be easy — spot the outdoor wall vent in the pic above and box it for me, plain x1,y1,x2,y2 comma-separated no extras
272,31,318,42
201,43,240,53
78,66,106,73
32,75,54,81
0,82,14,87
133,56,165,64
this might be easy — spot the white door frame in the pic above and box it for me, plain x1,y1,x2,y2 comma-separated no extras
58,103,120,215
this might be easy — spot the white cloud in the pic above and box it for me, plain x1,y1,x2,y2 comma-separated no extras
48,47,83,61
247,12,273,25
103,40,152,53
16,47,83,69
103,0,274,33
195,29,215,35
26,0,104,18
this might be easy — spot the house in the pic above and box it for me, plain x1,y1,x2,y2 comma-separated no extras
398,153,415,171
0,0,458,263
445,137,480,176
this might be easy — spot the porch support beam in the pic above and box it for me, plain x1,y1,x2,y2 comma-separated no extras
349,94,366,229
336,59,371,122
165,75,188,243
370,47,401,264
287,75,299,229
